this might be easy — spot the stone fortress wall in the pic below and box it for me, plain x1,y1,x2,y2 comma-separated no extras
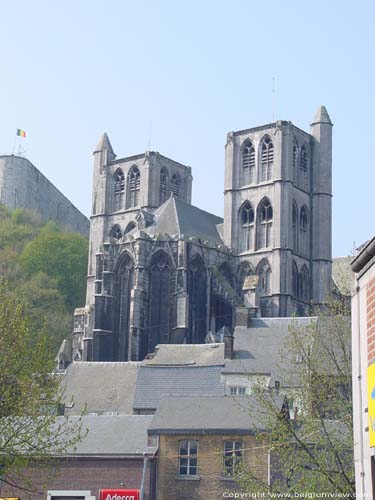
0,155,89,236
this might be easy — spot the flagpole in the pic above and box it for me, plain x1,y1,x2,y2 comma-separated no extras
12,135,17,155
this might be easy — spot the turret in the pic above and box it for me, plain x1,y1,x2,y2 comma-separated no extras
310,106,333,304
92,132,116,215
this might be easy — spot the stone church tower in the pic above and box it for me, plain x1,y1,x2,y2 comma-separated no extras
225,106,332,316
67,106,332,364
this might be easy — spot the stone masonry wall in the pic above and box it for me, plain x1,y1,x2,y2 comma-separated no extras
0,155,89,236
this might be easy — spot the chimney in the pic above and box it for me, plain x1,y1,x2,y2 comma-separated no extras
224,334,234,360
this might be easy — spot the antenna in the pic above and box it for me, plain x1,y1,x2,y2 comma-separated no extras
272,76,276,122
147,120,152,152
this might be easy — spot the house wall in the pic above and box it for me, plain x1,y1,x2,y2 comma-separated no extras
155,433,268,500
352,256,375,497
0,458,153,500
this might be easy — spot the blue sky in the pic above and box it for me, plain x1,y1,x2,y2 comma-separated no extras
0,0,373,257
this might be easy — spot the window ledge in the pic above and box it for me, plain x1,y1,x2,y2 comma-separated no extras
220,476,237,482
176,475,201,481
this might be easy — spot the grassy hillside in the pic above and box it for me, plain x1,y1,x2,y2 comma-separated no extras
0,205,88,352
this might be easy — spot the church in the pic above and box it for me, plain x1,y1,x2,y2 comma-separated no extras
70,106,332,363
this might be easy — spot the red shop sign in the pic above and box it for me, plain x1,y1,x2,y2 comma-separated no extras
100,490,140,500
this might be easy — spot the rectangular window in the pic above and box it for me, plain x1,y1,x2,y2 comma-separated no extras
223,441,243,477
178,440,198,476
229,386,246,396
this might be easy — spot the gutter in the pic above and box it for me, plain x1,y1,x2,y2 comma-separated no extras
351,236,375,273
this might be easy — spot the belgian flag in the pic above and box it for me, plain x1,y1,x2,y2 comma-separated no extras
16,129,26,138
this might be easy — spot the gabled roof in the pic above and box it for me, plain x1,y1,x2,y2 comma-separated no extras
332,256,352,295
133,365,224,410
142,343,225,367
224,317,315,385
63,415,152,456
148,395,284,435
145,196,224,245
61,362,139,416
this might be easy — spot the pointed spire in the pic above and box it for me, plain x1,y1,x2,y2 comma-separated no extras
311,106,333,126
94,132,115,155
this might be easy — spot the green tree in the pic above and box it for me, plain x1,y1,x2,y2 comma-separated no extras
0,281,85,492
20,231,88,309
238,296,354,496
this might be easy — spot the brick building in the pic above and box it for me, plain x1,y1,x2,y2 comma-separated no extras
351,236,375,497
0,416,156,500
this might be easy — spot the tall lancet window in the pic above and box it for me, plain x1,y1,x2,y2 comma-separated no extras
127,166,140,208
292,260,299,297
115,254,135,361
300,144,308,190
300,265,310,301
257,198,273,249
189,255,207,344
148,251,173,354
300,205,309,255
239,201,254,252
292,138,298,184
159,167,169,205
257,259,272,295
292,201,298,252
237,262,253,301
113,169,125,211
260,136,274,182
241,140,255,185
170,173,180,197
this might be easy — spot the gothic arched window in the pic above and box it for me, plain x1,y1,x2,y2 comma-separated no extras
115,254,135,361
300,144,308,190
171,173,181,197
300,205,309,255
300,265,310,301
239,201,254,252
241,140,255,185
260,136,274,182
113,168,125,211
257,199,273,249
292,138,298,184
124,221,136,235
110,225,122,242
148,251,174,354
237,262,254,301
257,259,271,296
127,166,140,208
292,201,298,252
292,260,299,297
160,167,169,205
189,255,207,343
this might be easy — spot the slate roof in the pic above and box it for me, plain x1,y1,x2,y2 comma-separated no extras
225,317,315,385
148,395,283,435
142,343,225,367
62,415,152,456
332,256,353,295
61,362,139,416
133,365,224,410
145,196,224,245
